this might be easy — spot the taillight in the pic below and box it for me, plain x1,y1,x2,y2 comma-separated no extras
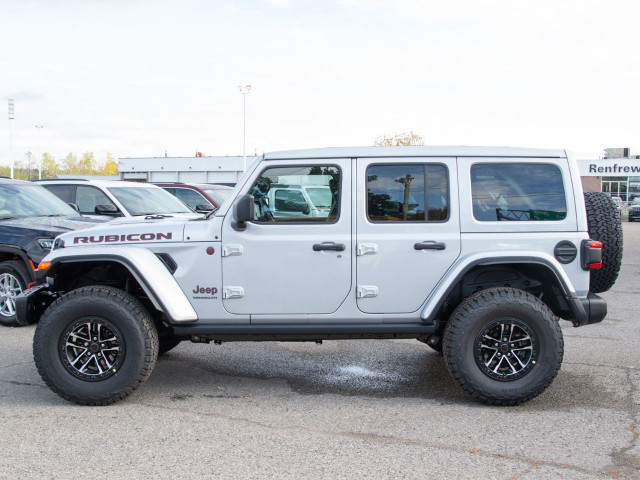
581,239,603,270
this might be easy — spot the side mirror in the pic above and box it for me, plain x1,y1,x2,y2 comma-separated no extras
195,204,213,213
68,203,80,212
232,194,254,230
301,204,310,215
95,204,120,216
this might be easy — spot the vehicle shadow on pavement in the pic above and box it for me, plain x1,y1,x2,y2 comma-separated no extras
132,339,622,412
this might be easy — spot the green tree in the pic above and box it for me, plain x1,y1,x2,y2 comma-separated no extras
374,131,424,146
79,152,96,174
62,153,79,173
101,152,118,176
41,152,59,179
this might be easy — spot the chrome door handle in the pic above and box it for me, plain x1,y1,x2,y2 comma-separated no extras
313,242,345,252
414,241,446,251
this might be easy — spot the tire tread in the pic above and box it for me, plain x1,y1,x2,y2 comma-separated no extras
33,286,158,406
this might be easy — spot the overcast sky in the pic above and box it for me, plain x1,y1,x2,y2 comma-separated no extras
1,0,639,164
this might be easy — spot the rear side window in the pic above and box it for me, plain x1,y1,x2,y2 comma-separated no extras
471,163,567,221
367,164,449,222
43,184,75,204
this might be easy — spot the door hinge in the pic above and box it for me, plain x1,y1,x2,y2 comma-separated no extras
357,243,378,256
357,285,379,298
223,286,245,299
222,244,243,257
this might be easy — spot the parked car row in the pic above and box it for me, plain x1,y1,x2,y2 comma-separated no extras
0,178,232,325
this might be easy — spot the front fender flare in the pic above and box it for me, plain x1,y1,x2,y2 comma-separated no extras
40,246,198,323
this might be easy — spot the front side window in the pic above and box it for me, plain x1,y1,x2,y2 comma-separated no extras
76,186,117,215
471,163,567,221
367,164,449,222
250,165,340,223
174,188,214,210
202,187,231,206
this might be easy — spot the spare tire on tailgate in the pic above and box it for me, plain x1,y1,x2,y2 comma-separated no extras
584,192,623,293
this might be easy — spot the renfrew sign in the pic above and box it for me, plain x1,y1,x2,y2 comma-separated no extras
578,159,640,177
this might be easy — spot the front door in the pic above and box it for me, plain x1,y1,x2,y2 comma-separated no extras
221,159,352,315
356,158,461,314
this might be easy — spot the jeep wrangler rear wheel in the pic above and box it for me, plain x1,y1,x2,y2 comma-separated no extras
33,286,159,405
443,287,563,406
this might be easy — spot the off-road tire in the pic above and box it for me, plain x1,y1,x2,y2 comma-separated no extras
33,286,159,405
443,287,563,406
584,192,623,293
0,260,31,327
159,337,182,355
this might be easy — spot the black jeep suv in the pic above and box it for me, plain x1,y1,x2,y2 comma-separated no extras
0,178,97,326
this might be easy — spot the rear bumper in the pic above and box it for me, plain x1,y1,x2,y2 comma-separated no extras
567,293,607,327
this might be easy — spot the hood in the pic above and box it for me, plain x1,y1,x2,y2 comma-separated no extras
0,215,98,236
55,215,191,248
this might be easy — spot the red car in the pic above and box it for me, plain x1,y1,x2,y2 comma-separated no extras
154,183,233,213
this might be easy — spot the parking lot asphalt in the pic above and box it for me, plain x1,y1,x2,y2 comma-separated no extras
1,225,639,480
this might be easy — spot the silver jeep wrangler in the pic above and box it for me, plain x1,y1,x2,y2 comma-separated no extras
17,147,623,406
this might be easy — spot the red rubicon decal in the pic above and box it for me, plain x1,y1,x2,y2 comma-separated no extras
73,232,173,244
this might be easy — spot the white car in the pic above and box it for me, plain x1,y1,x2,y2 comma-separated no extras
38,180,203,221
21,147,622,406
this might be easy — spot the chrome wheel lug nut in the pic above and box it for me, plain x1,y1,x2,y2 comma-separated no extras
495,343,498,347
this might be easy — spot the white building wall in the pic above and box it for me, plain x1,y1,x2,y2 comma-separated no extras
118,156,257,184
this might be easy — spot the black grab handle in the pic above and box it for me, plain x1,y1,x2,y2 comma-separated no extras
414,241,446,251
313,242,346,252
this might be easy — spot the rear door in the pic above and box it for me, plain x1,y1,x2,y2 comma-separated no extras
356,157,460,314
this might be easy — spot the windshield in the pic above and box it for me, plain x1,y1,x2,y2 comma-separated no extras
306,187,332,208
0,184,79,218
107,187,193,216
202,188,231,206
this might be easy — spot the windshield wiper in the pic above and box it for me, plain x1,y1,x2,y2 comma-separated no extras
0,216,17,220
204,207,219,219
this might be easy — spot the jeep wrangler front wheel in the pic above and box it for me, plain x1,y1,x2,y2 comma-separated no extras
33,286,159,405
443,287,563,406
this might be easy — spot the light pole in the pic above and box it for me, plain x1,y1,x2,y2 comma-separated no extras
35,125,43,179
237,84,251,172
8,100,14,179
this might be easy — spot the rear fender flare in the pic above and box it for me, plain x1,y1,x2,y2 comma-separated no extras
420,251,578,323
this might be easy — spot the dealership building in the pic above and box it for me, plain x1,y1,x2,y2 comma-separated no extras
118,155,257,185
579,148,640,201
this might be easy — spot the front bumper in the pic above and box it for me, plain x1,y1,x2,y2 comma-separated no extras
567,293,607,327
629,209,640,219
14,283,56,326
